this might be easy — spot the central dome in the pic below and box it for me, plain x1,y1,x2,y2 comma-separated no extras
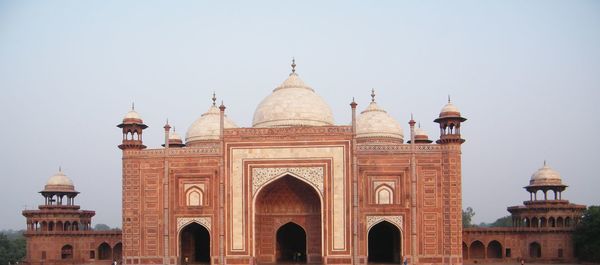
252,71,334,128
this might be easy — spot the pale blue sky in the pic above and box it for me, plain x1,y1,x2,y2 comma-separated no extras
1,1,599,229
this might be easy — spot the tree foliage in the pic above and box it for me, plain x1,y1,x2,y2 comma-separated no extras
462,207,475,228
573,205,600,262
0,231,26,265
94,223,111,231
488,215,512,227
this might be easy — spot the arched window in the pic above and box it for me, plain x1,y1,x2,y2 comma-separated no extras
61,245,73,260
186,187,203,206
549,217,556,227
565,217,572,227
48,221,54,231
540,217,547,227
531,217,539,228
557,217,564,227
375,185,393,204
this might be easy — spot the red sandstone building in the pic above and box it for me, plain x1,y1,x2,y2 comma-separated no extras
463,162,585,264
22,170,122,264
21,63,585,265
118,63,466,265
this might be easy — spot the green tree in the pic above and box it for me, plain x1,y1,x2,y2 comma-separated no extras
462,207,475,228
489,215,513,227
94,223,111,231
0,232,26,265
573,205,600,262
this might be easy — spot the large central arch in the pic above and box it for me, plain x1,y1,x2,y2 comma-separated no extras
254,175,322,264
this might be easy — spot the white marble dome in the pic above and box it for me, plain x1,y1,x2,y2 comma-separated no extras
186,105,238,143
124,109,141,120
44,169,75,192
529,162,563,186
252,73,334,128
356,98,404,141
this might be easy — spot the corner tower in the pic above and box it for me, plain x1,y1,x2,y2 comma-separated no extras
117,104,148,150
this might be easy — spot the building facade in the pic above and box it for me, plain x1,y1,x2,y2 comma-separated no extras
119,63,466,265
463,163,586,264
22,170,123,265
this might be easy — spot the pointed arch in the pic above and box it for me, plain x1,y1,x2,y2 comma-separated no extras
98,242,112,260
469,240,485,259
61,245,73,260
186,186,204,206
367,220,402,263
375,184,394,204
487,240,502,258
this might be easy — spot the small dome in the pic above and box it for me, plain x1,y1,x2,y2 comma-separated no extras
44,169,75,192
529,162,563,186
121,104,144,125
186,105,238,144
438,99,462,118
356,92,403,141
252,71,334,128
415,126,428,138
169,129,182,141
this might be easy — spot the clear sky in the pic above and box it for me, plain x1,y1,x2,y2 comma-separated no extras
1,1,599,230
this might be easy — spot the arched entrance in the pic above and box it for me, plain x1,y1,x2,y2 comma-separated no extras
113,243,123,263
98,242,112,260
529,242,542,258
487,240,502,259
469,241,485,259
255,175,322,263
368,221,401,263
276,222,307,262
180,223,210,264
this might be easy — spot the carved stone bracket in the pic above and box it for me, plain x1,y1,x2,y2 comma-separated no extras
252,167,324,196
366,215,403,231
177,216,211,232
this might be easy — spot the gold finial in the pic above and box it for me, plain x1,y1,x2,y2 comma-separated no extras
212,92,217,106
291,58,296,74
371,89,376,103
448,95,451,103
131,102,135,111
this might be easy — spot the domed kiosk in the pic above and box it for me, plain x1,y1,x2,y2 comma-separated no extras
356,89,404,143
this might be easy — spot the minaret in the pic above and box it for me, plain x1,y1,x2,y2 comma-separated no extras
117,103,148,150
434,97,467,144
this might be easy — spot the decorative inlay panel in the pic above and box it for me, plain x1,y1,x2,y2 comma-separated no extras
367,215,403,231
252,167,324,196
177,217,211,232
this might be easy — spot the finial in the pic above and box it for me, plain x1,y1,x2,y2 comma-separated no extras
166,118,169,125
544,160,547,166
131,102,135,111
59,166,62,172
371,89,376,103
448,95,451,103
291,57,296,74
411,113,414,120
418,122,421,128
173,127,176,133
212,92,217,106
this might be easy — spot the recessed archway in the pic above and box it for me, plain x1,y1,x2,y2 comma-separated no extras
368,221,402,263
487,240,502,259
255,175,322,264
98,242,112,260
276,222,307,262
61,245,73,260
469,241,485,259
180,222,210,264
529,242,542,258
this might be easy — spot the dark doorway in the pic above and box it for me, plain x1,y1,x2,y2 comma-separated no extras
529,242,542,258
276,222,307,263
98,242,112,260
180,223,210,264
368,221,401,263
